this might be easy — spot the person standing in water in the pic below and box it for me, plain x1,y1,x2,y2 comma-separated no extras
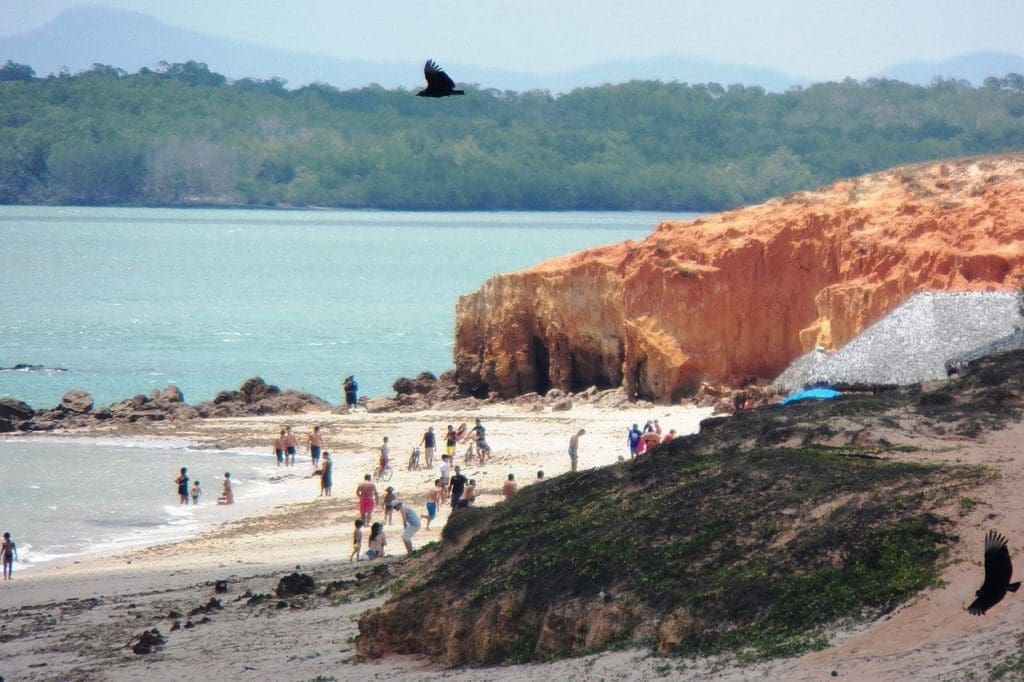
217,472,234,505
2,532,17,580
174,467,190,505
284,426,298,467
273,429,286,467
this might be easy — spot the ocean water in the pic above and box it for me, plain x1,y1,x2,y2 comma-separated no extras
0,206,682,409
0,436,316,569
0,206,692,567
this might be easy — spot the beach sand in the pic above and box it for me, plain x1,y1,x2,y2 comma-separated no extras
2,403,1023,681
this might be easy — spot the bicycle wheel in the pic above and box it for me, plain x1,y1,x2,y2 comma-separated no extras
382,466,393,482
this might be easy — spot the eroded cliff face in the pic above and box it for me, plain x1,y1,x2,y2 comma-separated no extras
455,155,1024,401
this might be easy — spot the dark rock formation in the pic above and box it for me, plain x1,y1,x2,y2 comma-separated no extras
195,377,330,418
0,397,34,432
15,377,331,432
130,628,165,655
276,572,315,598
59,390,93,414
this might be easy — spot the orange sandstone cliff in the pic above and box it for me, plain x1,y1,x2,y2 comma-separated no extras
454,155,1024,401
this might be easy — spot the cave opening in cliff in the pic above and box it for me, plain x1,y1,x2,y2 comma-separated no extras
569,349,615,393
529,336,553,395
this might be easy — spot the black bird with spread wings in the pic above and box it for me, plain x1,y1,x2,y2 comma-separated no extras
967,530,1021,615
416,60,464,97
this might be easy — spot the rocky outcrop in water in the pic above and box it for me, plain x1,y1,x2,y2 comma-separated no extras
454,155,1024,402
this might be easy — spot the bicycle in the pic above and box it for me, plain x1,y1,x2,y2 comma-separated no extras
374,463,393,483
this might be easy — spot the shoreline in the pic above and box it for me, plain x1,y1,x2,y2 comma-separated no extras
2,434,321,572
4,401,713,580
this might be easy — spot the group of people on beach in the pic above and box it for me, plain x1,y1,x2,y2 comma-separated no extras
627,419,676,458
172,467,233,505
260,413,677,562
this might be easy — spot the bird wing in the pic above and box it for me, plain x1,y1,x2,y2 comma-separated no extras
424,60,456,90
986,530,1014,588
968,591,996,615
969,531,1013,615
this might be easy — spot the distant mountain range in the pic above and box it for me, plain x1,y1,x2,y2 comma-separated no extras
2,6,1023,93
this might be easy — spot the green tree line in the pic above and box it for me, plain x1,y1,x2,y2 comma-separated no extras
2,60,1024,210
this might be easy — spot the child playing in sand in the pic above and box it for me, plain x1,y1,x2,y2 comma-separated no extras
350,519,364,562
217,472,234,505
382,486,397,524
2,532,17,580
425,479,441,529
366,522,386,559
190,480,202,505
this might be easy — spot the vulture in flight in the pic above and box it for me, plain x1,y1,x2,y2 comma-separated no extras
967,530,1020,615
417,60,464,97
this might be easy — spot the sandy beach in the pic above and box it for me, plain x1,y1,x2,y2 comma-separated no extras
0,401,715,681
3,398,1024,681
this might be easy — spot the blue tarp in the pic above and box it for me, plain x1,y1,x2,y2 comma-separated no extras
781,387,842,404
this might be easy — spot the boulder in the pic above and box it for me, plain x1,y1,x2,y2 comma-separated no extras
239,376,281,402
158,385,184,403
59,390,93,413
365,397,399,413
454,155,1024,402
393,371,438,395
0,397,34,423
276,572,315,598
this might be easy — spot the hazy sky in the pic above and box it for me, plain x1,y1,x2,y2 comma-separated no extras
2,0,1022,80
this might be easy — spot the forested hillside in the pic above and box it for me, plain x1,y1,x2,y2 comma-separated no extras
2,60,1023,210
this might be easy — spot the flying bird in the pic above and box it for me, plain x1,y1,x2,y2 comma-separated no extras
967,530,1020,615
417,60,464,97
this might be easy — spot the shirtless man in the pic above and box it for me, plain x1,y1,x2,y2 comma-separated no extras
272,429,287,466
307,425,325,468
502,473,518,500
284,426,298,467
356,474,380,525
425,479,442,529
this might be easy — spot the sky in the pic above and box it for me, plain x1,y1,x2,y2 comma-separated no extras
1,0,1022,81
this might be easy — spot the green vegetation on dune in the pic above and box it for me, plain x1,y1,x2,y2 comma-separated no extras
433,445,975,661
2,60,1024,210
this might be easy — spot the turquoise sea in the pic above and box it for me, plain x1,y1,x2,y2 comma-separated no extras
0,206,684,409
0,206,694,567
